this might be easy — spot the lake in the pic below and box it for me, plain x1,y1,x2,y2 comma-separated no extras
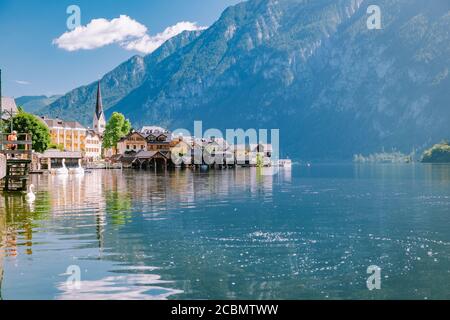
0,164,449,300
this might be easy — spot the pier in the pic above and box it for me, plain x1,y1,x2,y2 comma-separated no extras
0,133,32,191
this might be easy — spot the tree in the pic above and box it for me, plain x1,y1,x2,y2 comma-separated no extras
5,109,51,153
102,112,131,151
256,153,264,167
422,141,450,163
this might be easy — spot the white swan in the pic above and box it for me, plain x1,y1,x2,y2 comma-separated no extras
73,159,85,175
56,159,69,175
25,184,36,202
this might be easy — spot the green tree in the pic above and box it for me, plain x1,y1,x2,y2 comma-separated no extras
422,141,450,163
256,153,264,167
102,112,131,151
5,109,51,153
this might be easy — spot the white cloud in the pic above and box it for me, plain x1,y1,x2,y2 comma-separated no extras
53,15,147,51
123,21,207,54
15,80,31,85
53,15,206,54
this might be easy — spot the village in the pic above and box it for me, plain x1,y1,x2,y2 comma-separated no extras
0,81,290,191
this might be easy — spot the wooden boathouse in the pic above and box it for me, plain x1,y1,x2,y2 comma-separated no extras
0,133,32,191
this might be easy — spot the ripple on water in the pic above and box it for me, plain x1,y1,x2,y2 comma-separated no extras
56,266,182,300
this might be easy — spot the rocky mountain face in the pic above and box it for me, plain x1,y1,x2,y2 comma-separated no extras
15,95,62,113
44,0,450,159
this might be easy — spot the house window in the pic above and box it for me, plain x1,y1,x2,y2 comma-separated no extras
127,145,130,149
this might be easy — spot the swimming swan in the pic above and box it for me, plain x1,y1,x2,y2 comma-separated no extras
73,159,85,175
56,159,69,175
25,184,36,202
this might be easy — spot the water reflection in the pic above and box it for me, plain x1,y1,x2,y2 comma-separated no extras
0,168,289,299
56,266,183,300
423,164,450,182
0,165,448,299
0,213,4,299
0,192,52,257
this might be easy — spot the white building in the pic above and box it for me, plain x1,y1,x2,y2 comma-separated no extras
88,81,105,161
234,144,273,166
204,137,234,165
249,143,273,166
85,130,102,162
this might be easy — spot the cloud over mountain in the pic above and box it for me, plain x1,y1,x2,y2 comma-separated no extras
47,0,450,159
53,15,206,54
123,21,207,54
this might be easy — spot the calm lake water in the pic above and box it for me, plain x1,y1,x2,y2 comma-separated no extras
0,164,449,300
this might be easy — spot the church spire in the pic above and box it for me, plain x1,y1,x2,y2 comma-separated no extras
95,81,104,120
93,80,106,135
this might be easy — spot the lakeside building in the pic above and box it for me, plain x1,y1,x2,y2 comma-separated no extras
39,81,104,163
143,126,174,152
117,131,147,154
33,150,83,170
85,129,102,162
250,143,273,166
203,137,234,166
233,144,272,166
40,117,102,163
112,126,274,169
42,117,87,152
234,144,251,165
171,136,194,166
87,81,105,161
117,126,178,155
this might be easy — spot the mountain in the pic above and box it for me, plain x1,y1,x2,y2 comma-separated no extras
15,95,62,113
43,30,202,128
45,0,450,159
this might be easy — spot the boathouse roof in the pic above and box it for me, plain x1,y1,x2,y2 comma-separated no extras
118,131,146,142
135,150,170,159
40,150,83,159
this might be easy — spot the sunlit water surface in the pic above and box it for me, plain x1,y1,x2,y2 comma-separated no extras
0,164,449,300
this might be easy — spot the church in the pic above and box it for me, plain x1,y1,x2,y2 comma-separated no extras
93,81,106,135
41,81,106,162
86,81,106,161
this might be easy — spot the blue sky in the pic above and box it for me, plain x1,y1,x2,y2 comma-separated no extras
0,0,241,98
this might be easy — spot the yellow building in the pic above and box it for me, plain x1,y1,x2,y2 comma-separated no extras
41,117,87,152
